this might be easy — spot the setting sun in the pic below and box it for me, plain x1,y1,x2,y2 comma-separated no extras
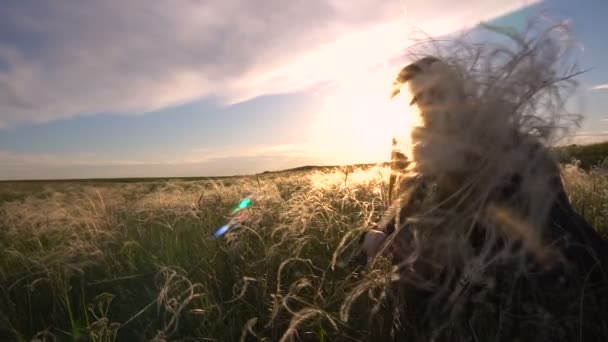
309,67,418,165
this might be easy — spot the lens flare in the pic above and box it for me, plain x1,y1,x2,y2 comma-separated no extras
213,194,256,238
213,224,230,238
232,197,252,214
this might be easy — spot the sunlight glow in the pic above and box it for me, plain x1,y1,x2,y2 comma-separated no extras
310,164,392,190
309,67,419,165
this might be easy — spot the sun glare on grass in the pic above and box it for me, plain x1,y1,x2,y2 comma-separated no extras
309,68,418,166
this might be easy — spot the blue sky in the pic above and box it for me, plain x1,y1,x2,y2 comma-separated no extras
1,0,607,180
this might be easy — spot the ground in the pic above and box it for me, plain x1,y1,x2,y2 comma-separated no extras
1,147,607,341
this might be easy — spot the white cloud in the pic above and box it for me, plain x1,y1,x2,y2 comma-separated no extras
0,142,323,179
0,150,149,167
591,84,608,91
562,131,608,145
187,142,316,163
0,157,302,180
0,0,537,127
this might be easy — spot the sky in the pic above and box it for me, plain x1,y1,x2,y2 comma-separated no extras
1,0,607,180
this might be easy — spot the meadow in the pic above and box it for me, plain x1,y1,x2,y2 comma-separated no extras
1,157,608,341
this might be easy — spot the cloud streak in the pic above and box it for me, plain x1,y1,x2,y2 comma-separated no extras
561,130,608,146
0,142,321,180
187,142,316,163
0,0,537,127
591,84,608,91
0,156,314,180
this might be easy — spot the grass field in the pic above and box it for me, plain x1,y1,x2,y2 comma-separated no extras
1,158,608,341
554,141,608,170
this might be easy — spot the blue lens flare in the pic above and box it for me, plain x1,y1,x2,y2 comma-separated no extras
214,194,256,238
213,224,230,238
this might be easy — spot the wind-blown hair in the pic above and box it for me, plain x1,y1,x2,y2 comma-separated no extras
346,17,608,341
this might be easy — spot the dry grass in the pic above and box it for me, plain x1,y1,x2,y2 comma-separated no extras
0,162,606,341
